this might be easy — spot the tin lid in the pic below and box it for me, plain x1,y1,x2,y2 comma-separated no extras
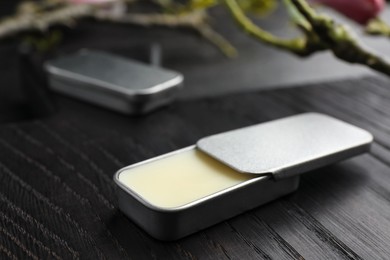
45,50,183,96
197,113,373,180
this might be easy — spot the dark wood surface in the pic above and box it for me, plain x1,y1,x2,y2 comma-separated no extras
1,76,390,259
2,2,390,259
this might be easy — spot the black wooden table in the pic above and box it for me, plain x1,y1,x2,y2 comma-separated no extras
1,76,390,259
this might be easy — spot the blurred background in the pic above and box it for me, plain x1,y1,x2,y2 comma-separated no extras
1,0,390,122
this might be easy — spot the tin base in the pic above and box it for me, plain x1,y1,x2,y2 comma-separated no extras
115,146,300,241
48,76,179,115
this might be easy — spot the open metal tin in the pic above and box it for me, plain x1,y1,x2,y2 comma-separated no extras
45,50,183,115
114,113,373,241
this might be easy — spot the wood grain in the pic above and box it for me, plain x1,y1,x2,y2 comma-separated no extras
1,76,390,259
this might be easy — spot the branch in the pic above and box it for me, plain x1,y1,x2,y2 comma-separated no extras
0,1,236,57
290,0,390,76
366,18,390,37
223,0,318,56
196,23,238,57
0,4,94,39
94,10,204,27
94,10,237,57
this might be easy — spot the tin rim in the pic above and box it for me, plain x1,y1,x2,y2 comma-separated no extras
113,145,269,213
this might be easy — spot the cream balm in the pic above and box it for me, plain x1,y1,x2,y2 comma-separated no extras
114,113,373,240
118,148,254,208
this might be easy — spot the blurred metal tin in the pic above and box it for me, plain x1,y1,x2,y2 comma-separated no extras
114,113,373,241
45,50,183,115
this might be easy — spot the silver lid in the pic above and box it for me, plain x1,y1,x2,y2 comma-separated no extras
197,113,373,180
45,49,183,96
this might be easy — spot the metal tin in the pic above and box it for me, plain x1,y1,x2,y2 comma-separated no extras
45,50,183,115
114,146,300,241
114,113,373,241
198,113,374,180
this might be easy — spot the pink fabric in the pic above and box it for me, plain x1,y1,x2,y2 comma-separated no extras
313,0,385,24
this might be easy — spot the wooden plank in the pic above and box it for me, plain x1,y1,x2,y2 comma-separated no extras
1,77,390,258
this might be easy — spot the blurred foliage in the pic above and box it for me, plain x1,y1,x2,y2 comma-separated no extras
2,0,390,77
174,0,278,16
283,0,310,29
188,0,277,15
237,0,277,16
23,31,63,52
